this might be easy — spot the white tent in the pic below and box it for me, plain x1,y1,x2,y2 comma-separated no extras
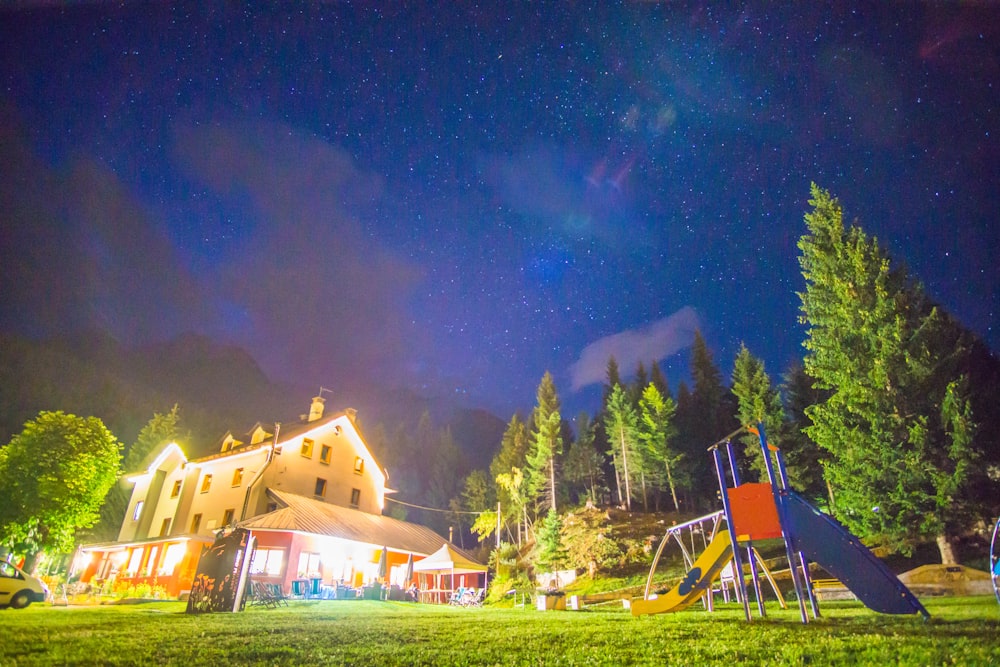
412,543,487,603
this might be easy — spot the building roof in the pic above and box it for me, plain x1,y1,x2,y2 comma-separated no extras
412,542,487,574
237,489,449,557
190,409,354,465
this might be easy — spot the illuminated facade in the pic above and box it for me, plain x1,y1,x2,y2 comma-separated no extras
73,397,455,598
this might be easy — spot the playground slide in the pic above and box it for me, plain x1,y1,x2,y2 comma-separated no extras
780,491,929,617
631,530,733,616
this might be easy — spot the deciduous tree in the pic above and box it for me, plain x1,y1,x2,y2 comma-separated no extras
0,411,121,571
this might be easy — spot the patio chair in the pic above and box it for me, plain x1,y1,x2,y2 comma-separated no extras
463,588,484,607
249,581,277,609
267,583,289,606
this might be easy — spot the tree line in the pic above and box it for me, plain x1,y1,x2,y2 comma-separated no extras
433,184,1000,567
2,184,998,573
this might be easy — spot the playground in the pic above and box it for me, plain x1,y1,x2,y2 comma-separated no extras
631,423,999,622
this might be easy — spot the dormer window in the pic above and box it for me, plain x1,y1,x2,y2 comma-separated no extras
221,434,242,452
250,425,271,445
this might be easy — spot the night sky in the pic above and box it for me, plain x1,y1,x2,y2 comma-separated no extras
1,3,997,419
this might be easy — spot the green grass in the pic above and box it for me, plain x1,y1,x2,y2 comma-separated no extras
3,596,998,666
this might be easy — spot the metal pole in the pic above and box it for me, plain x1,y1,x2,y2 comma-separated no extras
756,422,808,624
726,439,766,618
774,443,820,619
711,445,751,622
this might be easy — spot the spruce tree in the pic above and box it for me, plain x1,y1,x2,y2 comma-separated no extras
638,383,683,511
677,331,738,509
525,372,563,513
561,413,605,506
650,361,671,398
731,344,785,482
604,384,639,510
780,362,830,505
798,183,977,561
490,414,530,540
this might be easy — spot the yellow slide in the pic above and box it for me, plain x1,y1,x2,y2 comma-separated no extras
631,530,734,616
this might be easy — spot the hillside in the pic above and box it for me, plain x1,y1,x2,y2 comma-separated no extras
0,332,505,470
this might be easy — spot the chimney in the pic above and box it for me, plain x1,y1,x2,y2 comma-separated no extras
308,396,326,422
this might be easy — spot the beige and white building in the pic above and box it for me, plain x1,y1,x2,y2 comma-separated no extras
74,397,471,599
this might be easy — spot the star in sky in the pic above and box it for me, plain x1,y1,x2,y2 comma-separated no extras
0,3,996,418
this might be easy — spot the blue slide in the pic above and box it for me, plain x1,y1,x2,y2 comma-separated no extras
779,491,929,618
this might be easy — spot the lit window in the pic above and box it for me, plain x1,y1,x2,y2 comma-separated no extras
132,500,144,521
170,480,182,498
350,488,361,507
160,518,172,536
353,456,364,474
249,548,285,576
232,468,244,487
315,478,327,498
126,549,143,576
200,474,213,493
297,551,322,578
320,444,332,464
159,543,186,576
301,438,314,458
222,508,235,525
190,513,202,534
145,546,159,577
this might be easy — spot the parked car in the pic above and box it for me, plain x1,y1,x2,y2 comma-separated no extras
0,560,49,609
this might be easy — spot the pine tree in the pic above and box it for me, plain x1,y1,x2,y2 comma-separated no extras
780,362,830,504
525,372,563,514
650,361,671,398
602,357,622,405
534,508,568,579
604,384,639,510
561,413,606,506
731,344,785,482
798,183,977,561
628,362,649,404
490,413,530,541
638,383,683,511
676,331,738,509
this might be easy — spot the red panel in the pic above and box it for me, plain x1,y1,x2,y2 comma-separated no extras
727,483,782,541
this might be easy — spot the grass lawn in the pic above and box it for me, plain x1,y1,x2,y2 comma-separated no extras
2,596,998,666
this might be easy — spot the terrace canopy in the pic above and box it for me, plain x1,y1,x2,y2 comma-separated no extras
412,543,487,603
